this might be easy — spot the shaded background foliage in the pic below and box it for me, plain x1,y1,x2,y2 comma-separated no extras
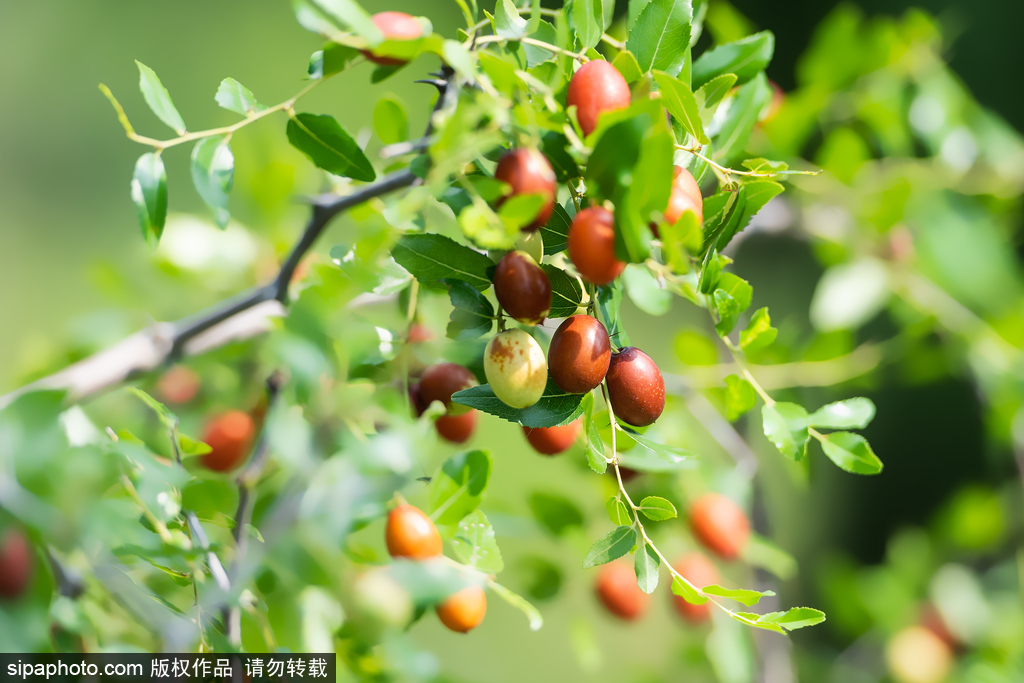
1,0,1023,681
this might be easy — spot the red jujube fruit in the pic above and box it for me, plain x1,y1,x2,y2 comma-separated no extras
567,60,631,137
605,347,665,427
568,207,624,286
689,493,750,561
547,315,611,393
494,149,557,232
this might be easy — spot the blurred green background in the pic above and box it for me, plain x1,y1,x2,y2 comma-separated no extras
2,0,1024,679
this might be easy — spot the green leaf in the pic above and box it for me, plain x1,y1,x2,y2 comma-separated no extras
622,264,672,316
713,72,772,165
625,430,695,464
391,233,494,291
130,153,167,248
541,203,572,254
494,0,528,38
308,43,360,78
700,584,775,607
574,0,604,49
371,64,406,83
696,73,738,124
498,194,546,229
373,96,408,145
215,78,265,116
722,374,756,421
582,526,636,568
713,289,741,336
126,387,177,432
190,136,234,229
587,114,649,200
429,449,492,525
691,31,774,90
807,398,876,430
135,61,185,134
451,510,504,572
308,0,384,45
671,574,707,604
541,264,584,317
634,543,660,593
637,496,677,521
716,272,753,312
587,418,608,474
606,496,631,525
529,492,584,536
762,402,810,461
740,307,777,353
612,50,643,84
742,158,789,173
653,71,708,144
626,0,692,76
442,39,477,80
706,181,783,255
452,379,585,428
731,611,786,633
819,432,883,475
177,434,212,457
617,125,674,264
540,133,579,184
758,607,826,631
286,112,376,181
597,281,631,347
490,580,543,631
443,279,495,340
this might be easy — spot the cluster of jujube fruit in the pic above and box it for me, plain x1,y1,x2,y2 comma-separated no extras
385,504,487,633
595,494,751,623
403,51,707,461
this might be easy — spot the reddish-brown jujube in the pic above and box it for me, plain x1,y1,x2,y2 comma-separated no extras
386,504,442,560
0,529,32,599
201,410,256,472
595,560,648,620
522,418,581,455
494,149,557,231
436,411,478,444
548,315,611,393
568,207,624,286
362,12,424,66
436,585,487,633
689,493,750,561
418,363,477,415
663,166,704,227
493,251,551,325
605,347,665,427
671,553,719,623
567,60,631,137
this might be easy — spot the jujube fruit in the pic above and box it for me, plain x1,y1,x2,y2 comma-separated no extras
594,560,648,620
493,251,551,325
689,494,750,561
494,149,557,232
671,553,719,623
419,362,477,416
436,411,478,444
662,166,704,229
156,365,201,405
436,585,487,633
885,626,953,683
522,418,581,455
0,529,32,599
362,12,424,66
386,504,442,559
568,207,624,286
484,329,547,409
567,60,631,137
547,315,611,393
201,410,256,472
605,347,665,427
